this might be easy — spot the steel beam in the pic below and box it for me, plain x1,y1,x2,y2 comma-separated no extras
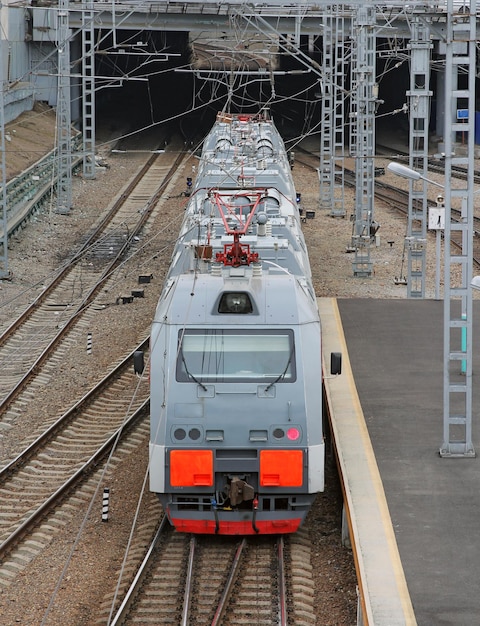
0,70,8,279
82,0,95,179
440,0,476,458
319,5,346,217
56,0,73,214
350,4,377,277
406,18,432,298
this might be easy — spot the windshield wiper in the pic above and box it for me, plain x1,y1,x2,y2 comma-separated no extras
181,353,208,392
265,347,293,392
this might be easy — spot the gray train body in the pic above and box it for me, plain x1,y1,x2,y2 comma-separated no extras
149,111,325,534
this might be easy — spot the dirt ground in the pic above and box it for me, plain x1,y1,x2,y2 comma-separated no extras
4,103,57,180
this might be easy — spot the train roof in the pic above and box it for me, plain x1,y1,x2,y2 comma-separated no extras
154,269,320,326
154,111,319,328
195,112,295,198
170,184,312,280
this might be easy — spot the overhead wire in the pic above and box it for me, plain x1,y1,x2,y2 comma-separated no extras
5,6,429,618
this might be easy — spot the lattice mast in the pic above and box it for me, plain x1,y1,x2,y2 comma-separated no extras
440,0,476,458
55,0,72,214
0,67,8,278
405,17,432,298
319,5,346,217
350,4,377,277
82,0,96,179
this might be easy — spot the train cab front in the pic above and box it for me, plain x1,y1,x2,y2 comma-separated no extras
149,284,325,534
155,446,318,535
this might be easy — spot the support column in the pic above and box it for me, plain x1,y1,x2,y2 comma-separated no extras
350,4,377,277
82,0,96,179
405,18,432,298
55,0,72,214
440,0,476,457
319,5,346,217
0,59,8,278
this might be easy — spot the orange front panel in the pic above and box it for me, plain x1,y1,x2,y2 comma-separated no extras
260,450,303,487
170,450,213,487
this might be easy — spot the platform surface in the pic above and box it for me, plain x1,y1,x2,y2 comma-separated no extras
336,298,480,626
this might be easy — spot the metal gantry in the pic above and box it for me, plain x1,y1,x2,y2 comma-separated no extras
55,0,73,214
405,17,432,298
350,3,377,277
319,5,346,217
440,0,476,457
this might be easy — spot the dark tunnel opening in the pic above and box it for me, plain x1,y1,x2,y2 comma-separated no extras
90,28,427,150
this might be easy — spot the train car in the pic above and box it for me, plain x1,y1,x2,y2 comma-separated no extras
149,110,339,535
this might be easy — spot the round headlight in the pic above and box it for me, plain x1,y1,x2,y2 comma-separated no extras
174,428,186,441
189,428,201,441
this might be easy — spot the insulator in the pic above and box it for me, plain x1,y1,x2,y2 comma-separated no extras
253,262,262,277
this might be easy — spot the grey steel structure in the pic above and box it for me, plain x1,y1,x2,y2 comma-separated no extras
440,0,476,457
55,0,72,214
319,5,347,217
406,17,432,298
82,0,95,179
15,1,470,279
0,78,7,279
349,4,377,277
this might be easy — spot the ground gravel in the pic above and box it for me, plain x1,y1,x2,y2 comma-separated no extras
0,111,436,625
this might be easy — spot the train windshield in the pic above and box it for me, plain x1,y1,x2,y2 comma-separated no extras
176,329,296,383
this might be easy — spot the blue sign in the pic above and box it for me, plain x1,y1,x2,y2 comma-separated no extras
457,109,469,120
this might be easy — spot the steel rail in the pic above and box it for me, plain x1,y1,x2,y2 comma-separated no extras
296,153,480,267
277,536,288,626
0,148,154,341
180,536,197,626
0,149,184,411
108,517,170,626
210,538,247,626
0,398,149,561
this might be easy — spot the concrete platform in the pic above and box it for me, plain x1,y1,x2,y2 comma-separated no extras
332,298,480,626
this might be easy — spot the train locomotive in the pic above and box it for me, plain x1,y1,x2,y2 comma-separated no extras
149,110,336,535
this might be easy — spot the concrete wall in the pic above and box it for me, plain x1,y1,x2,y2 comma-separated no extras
1,4,36,121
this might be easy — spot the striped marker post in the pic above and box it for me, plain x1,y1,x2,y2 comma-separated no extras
87,332,92,355
102,487,110,522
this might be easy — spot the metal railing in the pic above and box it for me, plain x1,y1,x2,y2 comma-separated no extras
1,133,83,239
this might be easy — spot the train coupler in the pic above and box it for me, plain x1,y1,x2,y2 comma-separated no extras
227,477,255,506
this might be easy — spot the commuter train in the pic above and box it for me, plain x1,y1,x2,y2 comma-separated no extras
149,110,340,535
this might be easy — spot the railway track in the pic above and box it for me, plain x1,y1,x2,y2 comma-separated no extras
377,143,480,185
0,343,149,569
0,144,185,411
297,150,480,268
0,137,358,625
0,140,184,579
107,523,315,625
